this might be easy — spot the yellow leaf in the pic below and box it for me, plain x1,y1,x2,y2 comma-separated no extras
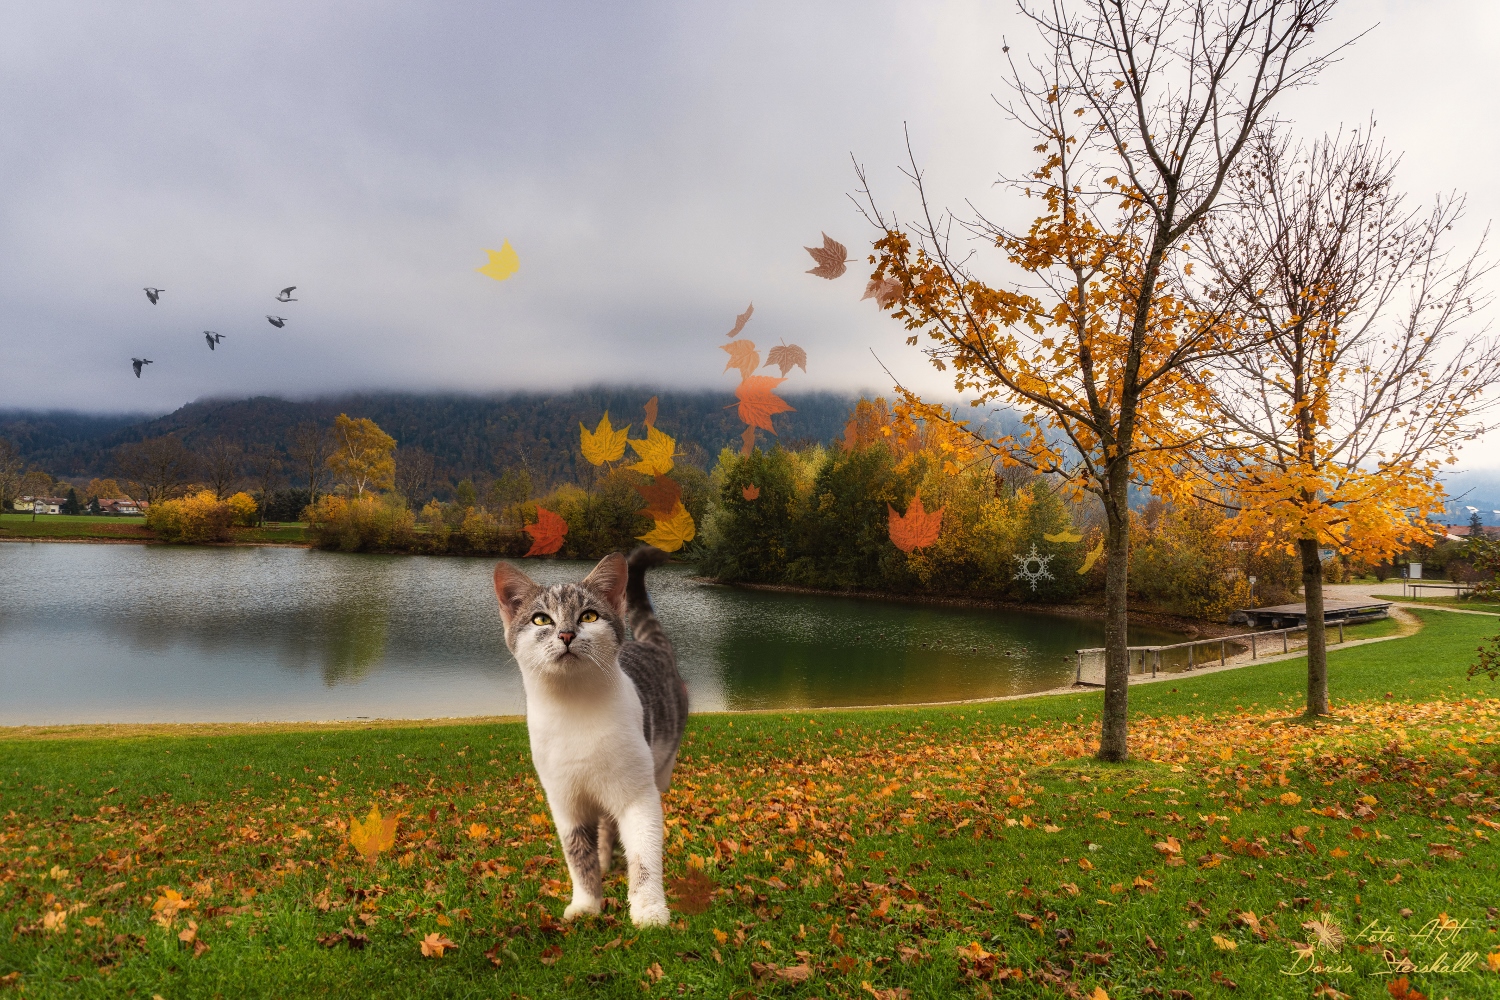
628,425,677,476
348,804,399,862
467,823,489,840
1278,792,1302,806
1078,539,1104,574
1043,529,1083,543
1091,988,1110,1000
1211,934,1237,951
639,502,695,553
579,413,630,465
476,241,519,281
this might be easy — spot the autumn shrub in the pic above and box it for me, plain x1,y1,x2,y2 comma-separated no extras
303,494,415,552
1130,498,1296,619
145,490,244,543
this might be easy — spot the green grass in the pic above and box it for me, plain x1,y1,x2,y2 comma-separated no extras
3,610,1499,998
0,513,305,544
1373,592,1500,613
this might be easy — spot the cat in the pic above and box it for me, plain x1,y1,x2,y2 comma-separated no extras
492,546,688,928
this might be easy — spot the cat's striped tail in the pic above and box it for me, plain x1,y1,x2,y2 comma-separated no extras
625,545,671,649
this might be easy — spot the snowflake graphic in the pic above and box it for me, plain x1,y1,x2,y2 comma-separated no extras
1013,543,1055,591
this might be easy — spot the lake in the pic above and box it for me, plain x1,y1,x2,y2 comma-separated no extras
0,543,1185,724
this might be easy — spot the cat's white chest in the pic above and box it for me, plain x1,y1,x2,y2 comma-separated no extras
524,671,654,810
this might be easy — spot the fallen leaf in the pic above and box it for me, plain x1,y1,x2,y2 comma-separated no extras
804,233,849,279
734,375,795,433
524,507,568,557
862,276,904,309
628,425,678,476
721,339,761,379
638,503,696,553
476,242,519,281
1386,977,1426,1000
726,303,754,339
539,944,562,965
741,484,760,501
765,343,808,376
635,475,683,521
348,805,399,861
1211,934,1237,951
646,961,664,982
668,869,716,915
420,932,457,958
888,494,943,553
1278,792,1303,806
580,413,630,466
467,822,489,840
861,983,911,1000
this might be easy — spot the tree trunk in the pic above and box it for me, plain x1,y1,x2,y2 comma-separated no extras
1097,462,1133,762
1299,538,1329,716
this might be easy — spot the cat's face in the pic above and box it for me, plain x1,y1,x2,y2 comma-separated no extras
493,555,628,678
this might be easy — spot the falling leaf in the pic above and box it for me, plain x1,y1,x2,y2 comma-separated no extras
1077,539,1104,574
635,475,683,521
734,375,795,432
643,396,659,430
524,507,568,557
726,303,754,339
721,339,761,380
765,343,808,376
628,425,678,476
888,494,943,553
862,275,904,308
1211,934,1237,951
420,932,457,958
742,484,760,501
579,413,630,466
740,426,756,457
805,232,849,279
476,242,519,281
1302,918,1345,952
348,805,399,861
639,503,695,553
1043,529,1083,543
668,869,716,915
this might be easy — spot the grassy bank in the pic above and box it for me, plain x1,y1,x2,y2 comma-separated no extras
0,513,305,545
1373,592,1500,613
3,611,1499,998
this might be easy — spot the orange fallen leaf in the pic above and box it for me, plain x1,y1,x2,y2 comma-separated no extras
888,494,943,552
668,869,716,915
726,302,753,339
765,343,808,376
742,484,760,501
1386,977,1426,1000
804,232,849,279
348,805,399,861
722,339,761,380
734,375,794,432
524,507,568,556
420,932,456,958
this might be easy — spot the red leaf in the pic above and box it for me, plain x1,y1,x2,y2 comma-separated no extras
524,507,568,556
635,475,683,521
888,494,943,552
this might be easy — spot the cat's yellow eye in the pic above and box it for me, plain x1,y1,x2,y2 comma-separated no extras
531,613,553,627
580,610,599,624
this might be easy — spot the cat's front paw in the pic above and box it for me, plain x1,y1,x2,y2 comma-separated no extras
563,898,601,920
629,898,671,928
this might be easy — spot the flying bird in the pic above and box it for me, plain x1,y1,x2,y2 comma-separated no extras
204,331,225,350
131,358,153,378
266,315,287,328
276,286,297,302
143,287,164,305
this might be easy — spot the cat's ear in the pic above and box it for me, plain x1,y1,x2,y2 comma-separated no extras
582,552,628,614
493,562,538,629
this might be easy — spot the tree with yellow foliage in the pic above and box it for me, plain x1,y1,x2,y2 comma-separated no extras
327,414,396,498
1194,124,1500,716
860,0,1337,760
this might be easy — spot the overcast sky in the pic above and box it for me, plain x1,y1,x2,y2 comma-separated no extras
1,1,1494,461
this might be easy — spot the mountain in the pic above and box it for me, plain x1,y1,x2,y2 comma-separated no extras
0,389,864,492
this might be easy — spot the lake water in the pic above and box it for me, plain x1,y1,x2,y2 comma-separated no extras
0,543,1185,724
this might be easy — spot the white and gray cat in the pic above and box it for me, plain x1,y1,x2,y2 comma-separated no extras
492,546,688,928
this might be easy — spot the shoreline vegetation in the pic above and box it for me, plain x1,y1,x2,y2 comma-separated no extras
3,610,1498,999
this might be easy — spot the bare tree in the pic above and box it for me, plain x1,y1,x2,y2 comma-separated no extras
860,0,1340,760
0,439,22,516
1196,124,1499,715
289,422,334,501
19,470,52,521
244,445,285,525
116,436,196,506
393,446,437,511
199,437,243,500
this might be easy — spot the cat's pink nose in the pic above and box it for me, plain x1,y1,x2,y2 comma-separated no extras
558,631,576,646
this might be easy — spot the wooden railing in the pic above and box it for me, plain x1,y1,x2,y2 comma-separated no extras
1075,619,1352,685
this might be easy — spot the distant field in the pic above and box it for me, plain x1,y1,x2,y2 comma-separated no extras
0,513,305,545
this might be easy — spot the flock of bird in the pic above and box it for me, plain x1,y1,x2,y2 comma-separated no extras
131,285,298,377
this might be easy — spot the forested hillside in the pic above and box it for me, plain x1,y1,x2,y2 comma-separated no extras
0,389,861,490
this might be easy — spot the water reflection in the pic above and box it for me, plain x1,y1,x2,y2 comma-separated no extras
0,544,1184,724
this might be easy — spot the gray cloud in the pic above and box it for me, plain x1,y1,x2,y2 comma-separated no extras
0,1,1493,461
